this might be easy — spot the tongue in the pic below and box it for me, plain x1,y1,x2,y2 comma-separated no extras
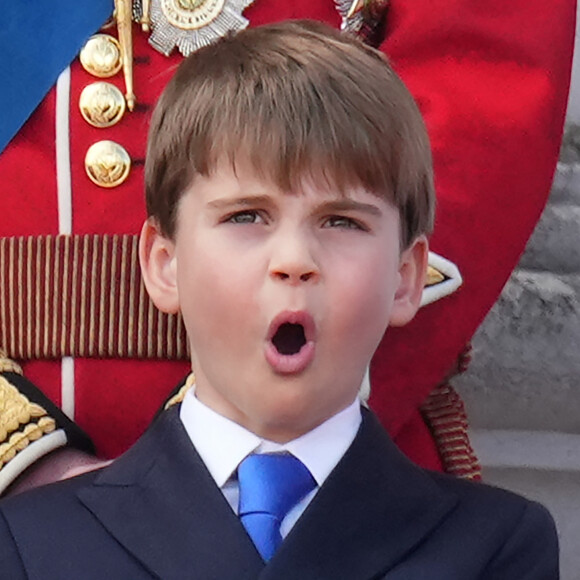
272,323,306,355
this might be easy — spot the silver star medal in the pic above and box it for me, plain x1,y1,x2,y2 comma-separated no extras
134,0,255,57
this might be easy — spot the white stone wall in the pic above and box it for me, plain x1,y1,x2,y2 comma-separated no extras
454,11,580,577
456,162,580,435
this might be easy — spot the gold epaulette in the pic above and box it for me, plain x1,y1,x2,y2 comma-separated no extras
0,376,57,468
0,355,66,495
0,351,96,495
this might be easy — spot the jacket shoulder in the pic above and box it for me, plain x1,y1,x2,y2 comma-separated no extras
424,470,559,579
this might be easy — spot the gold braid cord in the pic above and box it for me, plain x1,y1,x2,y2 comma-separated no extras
420,346,482,480
0,374,57,470
164,372,196,410
0,235,189,361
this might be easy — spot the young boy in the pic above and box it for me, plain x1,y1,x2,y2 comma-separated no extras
0,20,558,579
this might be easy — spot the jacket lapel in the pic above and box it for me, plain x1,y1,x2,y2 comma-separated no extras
77,407,264,580
260,410,459,580
77,406,458,579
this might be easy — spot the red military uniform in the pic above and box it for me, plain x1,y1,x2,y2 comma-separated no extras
0,1,575,471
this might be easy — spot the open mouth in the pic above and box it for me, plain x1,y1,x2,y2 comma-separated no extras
272,323,307,355
265,311,316,374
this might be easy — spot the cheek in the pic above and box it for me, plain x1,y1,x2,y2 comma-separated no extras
177,249,260,338
329,257,397,347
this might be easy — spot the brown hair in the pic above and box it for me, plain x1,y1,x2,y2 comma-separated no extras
145,19,434,248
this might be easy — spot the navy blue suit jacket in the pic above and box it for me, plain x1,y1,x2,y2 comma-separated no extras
0,407,558,579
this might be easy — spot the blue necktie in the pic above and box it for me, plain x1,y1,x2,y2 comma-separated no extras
238,453,316,561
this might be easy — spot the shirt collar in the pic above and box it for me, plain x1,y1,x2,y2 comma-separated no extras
179,388,361,487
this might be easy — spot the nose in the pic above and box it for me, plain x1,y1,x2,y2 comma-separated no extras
273,270,316,283
269,232,319,285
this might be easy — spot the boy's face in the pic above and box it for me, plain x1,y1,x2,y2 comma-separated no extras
141,161,427,442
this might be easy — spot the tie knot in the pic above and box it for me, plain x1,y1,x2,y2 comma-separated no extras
238,453,316,522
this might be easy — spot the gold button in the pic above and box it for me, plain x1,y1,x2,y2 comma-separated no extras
80,34,123,78
85,141,131,188
79,82,126,128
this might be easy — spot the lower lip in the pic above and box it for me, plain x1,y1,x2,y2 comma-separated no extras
264,341,315,374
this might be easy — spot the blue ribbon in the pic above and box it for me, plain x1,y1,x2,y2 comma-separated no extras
0,0,114,153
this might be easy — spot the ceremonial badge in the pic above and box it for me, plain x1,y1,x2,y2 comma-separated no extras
133,0,256,57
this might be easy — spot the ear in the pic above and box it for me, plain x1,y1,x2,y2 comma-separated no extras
139,218,180,314
389,235,429,327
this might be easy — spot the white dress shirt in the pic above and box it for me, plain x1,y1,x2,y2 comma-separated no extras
179,388,361,537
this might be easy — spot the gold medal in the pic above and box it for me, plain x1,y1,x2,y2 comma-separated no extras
85,141,131,188
79,34,123,78
79,82,126,128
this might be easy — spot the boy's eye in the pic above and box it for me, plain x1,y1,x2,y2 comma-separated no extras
323,216,366,230
226,210,265,225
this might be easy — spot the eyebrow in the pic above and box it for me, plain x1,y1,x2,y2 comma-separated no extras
316,199,383,217
206,195,383,217
206,195,273,210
